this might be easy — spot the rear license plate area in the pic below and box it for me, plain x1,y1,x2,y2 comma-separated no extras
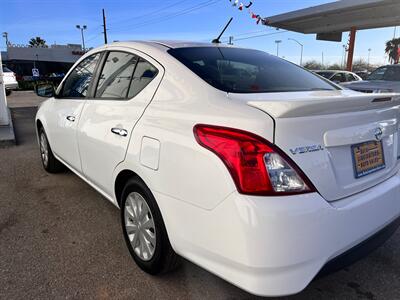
352,141,385,179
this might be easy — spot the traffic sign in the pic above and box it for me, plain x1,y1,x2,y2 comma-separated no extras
32,68,40,77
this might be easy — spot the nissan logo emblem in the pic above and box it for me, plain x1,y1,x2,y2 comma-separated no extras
374,127,383,141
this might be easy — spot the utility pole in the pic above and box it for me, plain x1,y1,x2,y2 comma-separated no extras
394,26,397,39
322,52,324,68
288,38,304,66
228,36,234,45
102,9,108,44
76,25,87,51
275,40,282,57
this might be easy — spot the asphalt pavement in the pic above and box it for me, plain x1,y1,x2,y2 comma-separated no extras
1,91,400,300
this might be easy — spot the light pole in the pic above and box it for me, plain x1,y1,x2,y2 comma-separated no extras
322,52,324,68
2,32,8,47
367,48,372,69
288,38,304,66
275,40,282,57
34,54,39,69
76,25,87,51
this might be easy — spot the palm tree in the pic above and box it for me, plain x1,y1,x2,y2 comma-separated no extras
385,38,400,64
28,37,48,48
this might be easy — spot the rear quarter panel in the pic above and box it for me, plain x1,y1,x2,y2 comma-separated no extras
113,62,276,211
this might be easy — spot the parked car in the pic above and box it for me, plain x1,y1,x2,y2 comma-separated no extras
2,66,18,95
35,41,400,297
344,64,400,93
314,70,362,84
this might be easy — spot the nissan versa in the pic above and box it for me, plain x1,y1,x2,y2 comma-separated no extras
35,41,400,297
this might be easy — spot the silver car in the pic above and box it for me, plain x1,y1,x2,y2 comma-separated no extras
343,65,400,93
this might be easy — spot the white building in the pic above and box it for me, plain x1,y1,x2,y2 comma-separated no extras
1,43,84,76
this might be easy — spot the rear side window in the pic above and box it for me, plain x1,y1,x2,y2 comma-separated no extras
168,47,336,93
346,73,357,81
95,51,138,99
61,53,100,98
331,73,346,83
128,58,158,99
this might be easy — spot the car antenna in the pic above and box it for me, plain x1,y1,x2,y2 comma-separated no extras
212,18,233,44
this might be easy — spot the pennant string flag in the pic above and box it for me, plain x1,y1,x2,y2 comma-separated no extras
245,1,253,9
227,0,269,26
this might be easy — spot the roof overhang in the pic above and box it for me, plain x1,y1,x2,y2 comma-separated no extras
266,0,400,34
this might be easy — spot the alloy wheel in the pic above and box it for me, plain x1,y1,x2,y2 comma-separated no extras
40,133,49,167
124,192,156,261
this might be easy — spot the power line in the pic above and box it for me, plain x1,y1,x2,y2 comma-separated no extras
229,29,272,38
110,0,222,33
211,28,276,43
107,0,191,27
85,33,103,43
230,30,289,42
111,0,220,32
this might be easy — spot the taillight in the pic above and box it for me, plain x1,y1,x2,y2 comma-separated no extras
194,124,315,196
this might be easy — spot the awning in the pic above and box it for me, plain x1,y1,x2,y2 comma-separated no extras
266,0,400,34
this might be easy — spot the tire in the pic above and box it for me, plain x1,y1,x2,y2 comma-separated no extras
121,177,180,275
38,127,65,173
5,89,11,96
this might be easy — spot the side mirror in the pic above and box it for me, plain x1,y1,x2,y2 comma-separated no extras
35,83,55,98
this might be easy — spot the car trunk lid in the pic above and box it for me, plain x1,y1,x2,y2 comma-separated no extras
229,90,400,201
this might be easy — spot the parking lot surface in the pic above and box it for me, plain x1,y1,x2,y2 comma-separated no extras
1,91,400,300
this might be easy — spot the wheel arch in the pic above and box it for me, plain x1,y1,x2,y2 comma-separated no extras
114,169,143,207
36,119,43,132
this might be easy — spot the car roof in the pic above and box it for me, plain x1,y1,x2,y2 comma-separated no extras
107,40,233,50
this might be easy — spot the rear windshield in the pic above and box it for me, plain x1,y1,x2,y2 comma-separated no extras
367,66,400,81
168,47,336,93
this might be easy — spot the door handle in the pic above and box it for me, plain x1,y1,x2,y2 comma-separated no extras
111,128,128,137
66,115,75,122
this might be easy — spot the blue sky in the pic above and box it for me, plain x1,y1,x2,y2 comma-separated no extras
1,0,397,66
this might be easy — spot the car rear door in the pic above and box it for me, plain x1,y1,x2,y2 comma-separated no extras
77,47,164,196
45,53,102,172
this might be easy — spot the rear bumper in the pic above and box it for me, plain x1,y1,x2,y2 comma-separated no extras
317,214,400,278
5,82,18,90
156,170,400,297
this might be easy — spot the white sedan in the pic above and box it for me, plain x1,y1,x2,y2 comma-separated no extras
35,41,400,297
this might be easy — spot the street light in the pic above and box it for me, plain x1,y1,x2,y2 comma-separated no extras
288,38,304,66
275,40,282,57
368,48,372,69
76,25,87,51
342,45,347,69
2,32,8,47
